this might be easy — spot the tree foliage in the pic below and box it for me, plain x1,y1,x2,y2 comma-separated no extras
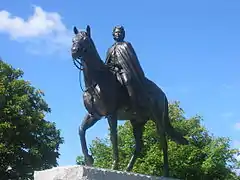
77,101,240,179
0,60,64,179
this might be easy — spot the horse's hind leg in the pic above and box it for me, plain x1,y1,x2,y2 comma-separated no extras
126,119,145,172
156,119,169,177
79,113,100,166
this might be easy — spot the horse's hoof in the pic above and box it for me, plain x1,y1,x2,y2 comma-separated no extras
111,163,119,170
163,171,169,177
125,166,131,172
85,155,94,166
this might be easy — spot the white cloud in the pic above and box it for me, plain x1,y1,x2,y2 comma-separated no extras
234,122,240,130
0,5,72,55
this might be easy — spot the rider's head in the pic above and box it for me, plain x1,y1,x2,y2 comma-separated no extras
112,25,125,42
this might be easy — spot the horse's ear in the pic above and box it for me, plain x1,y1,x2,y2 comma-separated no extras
73,26,79,34
86,25,91,38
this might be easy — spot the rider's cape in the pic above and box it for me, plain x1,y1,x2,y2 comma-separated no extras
105,41,146,88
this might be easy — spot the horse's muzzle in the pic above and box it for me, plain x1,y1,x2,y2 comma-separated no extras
71,46,79,57
71,52,80,59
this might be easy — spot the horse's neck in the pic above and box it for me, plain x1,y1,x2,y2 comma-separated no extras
82,48,108,89
82,66,93,88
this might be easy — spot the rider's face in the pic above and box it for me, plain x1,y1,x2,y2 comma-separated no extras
113,28,124,42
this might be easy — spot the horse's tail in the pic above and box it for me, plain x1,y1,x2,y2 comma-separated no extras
162,97,189,145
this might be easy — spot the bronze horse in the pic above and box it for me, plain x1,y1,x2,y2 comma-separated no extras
71,25,188,177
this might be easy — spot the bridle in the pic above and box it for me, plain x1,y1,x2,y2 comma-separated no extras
72,58,85,92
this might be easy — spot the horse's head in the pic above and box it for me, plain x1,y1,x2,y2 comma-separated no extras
71,25,92,60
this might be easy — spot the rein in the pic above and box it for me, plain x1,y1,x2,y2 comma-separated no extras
72,58,85,92
72,58,97,93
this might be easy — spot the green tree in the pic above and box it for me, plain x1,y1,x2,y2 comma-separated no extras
0,60,64,179
77,102,240,180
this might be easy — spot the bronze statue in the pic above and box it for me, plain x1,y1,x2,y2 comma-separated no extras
71,25,188,177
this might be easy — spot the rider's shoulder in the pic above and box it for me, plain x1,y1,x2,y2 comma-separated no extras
123,41,133,48
107,44,115,52
123,41,131,45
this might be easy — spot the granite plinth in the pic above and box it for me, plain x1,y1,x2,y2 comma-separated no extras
34,165,180,180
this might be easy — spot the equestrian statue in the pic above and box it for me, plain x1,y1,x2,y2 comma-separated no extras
71,25,188,177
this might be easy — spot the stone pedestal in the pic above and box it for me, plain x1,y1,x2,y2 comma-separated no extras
34,165,180,180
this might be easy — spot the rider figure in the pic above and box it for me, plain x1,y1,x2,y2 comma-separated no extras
105,25,147,114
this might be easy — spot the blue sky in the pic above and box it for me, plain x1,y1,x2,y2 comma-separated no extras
0,0,240,166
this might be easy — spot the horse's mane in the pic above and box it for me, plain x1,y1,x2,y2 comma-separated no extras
79,31,114,88
79,31,106,69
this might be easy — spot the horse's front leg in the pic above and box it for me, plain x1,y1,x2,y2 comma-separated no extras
107,114,119,170
79,113,99,166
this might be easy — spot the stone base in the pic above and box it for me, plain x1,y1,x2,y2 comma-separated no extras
34,165,180,180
